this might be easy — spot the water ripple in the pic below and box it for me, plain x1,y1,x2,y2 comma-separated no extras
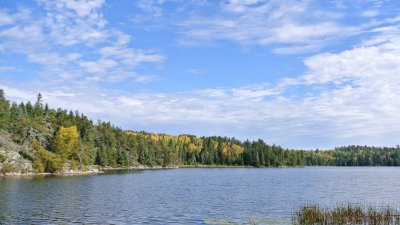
1,167,400,224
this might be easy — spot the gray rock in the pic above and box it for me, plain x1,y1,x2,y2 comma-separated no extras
0,130,33,173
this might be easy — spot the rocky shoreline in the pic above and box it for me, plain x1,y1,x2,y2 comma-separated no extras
0,168,103,177
0,165,179,177
0,165,269,177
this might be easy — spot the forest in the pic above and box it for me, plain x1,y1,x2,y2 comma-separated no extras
1,89,400,173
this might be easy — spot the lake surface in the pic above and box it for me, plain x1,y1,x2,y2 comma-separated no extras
1,167,400,224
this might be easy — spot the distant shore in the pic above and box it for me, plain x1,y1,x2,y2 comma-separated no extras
179,165,254,168
101,165,179,171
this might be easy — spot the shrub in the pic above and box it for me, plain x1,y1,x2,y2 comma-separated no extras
32,140,63,173
1,163,15,174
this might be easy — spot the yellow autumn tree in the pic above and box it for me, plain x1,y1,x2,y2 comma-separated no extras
53,125,80,161
178,135,191,144
231,143,244,155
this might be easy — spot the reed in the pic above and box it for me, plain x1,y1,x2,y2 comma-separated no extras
292,203,400,225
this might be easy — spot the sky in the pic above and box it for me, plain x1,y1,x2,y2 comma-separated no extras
0,0,400,149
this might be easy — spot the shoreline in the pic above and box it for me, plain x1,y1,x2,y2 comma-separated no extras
101,165,179,171
0,169,104,178
2,165,385,178
0,164,250,177
0,165,179,178
179,165,254,168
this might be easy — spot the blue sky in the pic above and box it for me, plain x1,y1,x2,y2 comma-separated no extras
1,0,400,149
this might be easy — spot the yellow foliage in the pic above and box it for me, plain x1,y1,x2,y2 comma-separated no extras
53,125,80,160
213,142,218,150
21,116,30,126
222,143,229,157
188,143,196,152
162,135,173,141
316,151,335,161
57,125,79,140
178,135,191,144
128,132,176,142
187,142,202,153
231,144,244,155
149,133,159,141
127,132,137,137
221,142,244,157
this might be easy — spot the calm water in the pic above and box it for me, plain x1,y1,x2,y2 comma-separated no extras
1,167,400,224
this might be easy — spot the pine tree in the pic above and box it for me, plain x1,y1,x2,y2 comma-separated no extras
0,89,10,130
0,89,5,101
33,93,43,117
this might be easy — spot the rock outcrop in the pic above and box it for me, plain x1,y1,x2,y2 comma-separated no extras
0,130,33,174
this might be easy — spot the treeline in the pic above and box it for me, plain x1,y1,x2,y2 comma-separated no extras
330,146,400,166
0,90,400,173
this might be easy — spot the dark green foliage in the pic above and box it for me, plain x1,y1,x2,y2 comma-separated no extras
116,149,128,166
0,89,10,130
1,89,400,171
33,93,43,118
18,150,34,162
95,146,109,166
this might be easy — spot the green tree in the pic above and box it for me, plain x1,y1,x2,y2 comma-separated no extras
32,140,63,173
33,93,43,117
0,89,10,130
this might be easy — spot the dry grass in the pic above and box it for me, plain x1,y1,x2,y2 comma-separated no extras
292,203,400,225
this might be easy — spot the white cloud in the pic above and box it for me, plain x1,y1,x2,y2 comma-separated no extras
0,85,34,101
63,0,105,17
40,0,108,46
99,46,164,66
362,9,380,17
175,0,359,53
135,0,165,18
80,59,118,73
301,29,400,85
6,27,398,148
0,25,43,42
133,75,160,83
1,1,400,149
133,0,398,54
0,0,164,85
0,10,14,25
0,66,16,72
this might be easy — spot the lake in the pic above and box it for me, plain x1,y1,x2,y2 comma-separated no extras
1,167,400,224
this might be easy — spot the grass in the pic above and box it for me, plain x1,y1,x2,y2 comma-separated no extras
292,203,400,225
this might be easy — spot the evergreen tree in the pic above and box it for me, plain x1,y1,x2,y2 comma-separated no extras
33,93,43,117
0,89,10,130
